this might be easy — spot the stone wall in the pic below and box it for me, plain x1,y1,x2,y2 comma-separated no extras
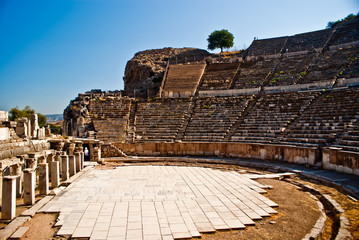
198,88,260,97
323,148,359,175
114,142,318,166
101,143,126,158
115,142,359,176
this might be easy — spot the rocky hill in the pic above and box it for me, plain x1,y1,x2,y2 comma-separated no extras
123,47,210,98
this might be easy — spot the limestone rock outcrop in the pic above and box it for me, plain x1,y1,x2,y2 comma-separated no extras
123,47,210,98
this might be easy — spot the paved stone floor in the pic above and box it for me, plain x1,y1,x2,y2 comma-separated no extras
40,166,278,240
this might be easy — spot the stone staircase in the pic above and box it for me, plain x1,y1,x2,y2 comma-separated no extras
162,64,206,97
125,101,138,143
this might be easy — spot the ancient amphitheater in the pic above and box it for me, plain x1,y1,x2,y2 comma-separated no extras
0,16,359,240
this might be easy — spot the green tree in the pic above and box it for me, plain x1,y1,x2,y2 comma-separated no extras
49,124,61,134
9,106,47,126
38,113,47,126
207,29,234,53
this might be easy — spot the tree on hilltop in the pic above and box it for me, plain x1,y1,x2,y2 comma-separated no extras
207,29,234,53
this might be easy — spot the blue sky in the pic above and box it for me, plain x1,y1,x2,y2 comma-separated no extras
0,0,358,114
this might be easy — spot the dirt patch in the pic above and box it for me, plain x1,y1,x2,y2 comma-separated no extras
20,213,67,240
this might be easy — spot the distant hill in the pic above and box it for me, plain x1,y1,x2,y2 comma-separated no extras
46,114,63,123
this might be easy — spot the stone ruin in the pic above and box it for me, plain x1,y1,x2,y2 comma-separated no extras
0,15,358,240
63,16,359,176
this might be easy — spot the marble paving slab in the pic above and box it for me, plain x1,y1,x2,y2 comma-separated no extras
40,166,278,240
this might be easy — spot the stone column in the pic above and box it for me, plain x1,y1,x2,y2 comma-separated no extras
31,114,39,138
38,163,49,195
80,152,84,169
74,152,81,172
11,163,23,198
23,169,35,205
46,153,54,177
51,161,60,188
68,155,76,177
1,176,17,220
61,155,69,181
55,151,62,172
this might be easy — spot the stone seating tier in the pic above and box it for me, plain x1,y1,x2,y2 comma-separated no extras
284,29,333,52
341,58,359,79
233,58,276,89
230,92,317,142
298,47,359,84
134,100,192,142
329,17,359,46
266,53,316,86
199,63,239,90
246,36,287,56
182,97,249,142
280,88,359,146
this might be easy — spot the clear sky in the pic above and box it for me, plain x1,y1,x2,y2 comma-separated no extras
0,0,358,114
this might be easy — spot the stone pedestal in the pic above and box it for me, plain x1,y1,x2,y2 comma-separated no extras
1,176,17,220
61,155,69,181
23,169,35,205
75,152,81,173
51,161,60,188
38,163,49,195
68,156,76,177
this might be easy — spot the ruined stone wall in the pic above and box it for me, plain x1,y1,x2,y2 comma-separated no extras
63,90,133,141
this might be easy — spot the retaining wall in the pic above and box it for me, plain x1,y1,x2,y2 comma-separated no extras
323,147,359,176
115,142,359,176
114,142,318,166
